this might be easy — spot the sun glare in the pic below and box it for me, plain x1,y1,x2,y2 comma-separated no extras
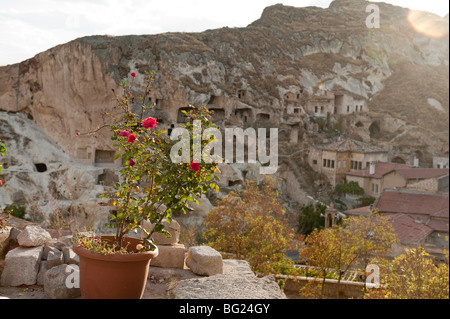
407,10,449,38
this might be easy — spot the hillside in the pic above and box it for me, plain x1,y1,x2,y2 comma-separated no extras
0,0,448,227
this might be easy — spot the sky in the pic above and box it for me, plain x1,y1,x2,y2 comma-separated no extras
0,0,448,66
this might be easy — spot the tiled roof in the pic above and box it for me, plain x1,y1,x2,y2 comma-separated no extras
427,219,449,232
345,162,449,180
395,168,449,180
345,162,412,179
316,138,386,153
388,214,433,244
344,205,371,215
433,207,449,218
375,189,449,217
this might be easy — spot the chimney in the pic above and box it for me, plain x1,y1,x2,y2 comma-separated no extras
369,162,376,175
413,157,419,168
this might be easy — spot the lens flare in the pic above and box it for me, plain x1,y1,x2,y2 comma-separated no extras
407,10,449,38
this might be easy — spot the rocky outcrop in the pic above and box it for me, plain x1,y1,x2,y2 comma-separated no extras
171,259,286,299
0,0,448,227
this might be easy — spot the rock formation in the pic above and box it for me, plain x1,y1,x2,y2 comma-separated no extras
0,0,448,229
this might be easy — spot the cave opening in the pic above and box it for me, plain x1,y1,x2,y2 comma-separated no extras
35,163,47,173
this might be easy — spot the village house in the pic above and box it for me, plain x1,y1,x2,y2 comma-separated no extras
345,162,449,197
333,92,366,115
375,189,449,260
433,152,449,169
308,138,388,187
300,90,367,118
304,91,335,118
345,189,449,260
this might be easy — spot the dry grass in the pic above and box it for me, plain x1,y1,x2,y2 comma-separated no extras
368,62,449,141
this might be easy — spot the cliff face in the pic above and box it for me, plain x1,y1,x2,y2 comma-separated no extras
0,0,448,226
1,1,448,155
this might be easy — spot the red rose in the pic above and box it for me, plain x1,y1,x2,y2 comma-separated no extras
0,180,3,185
129,159,135,166
190,161,200,172
130,72,136,78
142,117,157,130
128,134,137,143
118,130,130,137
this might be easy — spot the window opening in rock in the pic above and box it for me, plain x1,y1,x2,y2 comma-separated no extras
95,150,115,164
35,163,47,173
391,156,406,164
210,108,225,122
369,122,380,138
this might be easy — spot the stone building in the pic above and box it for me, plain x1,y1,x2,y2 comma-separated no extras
433,153,449,169
301,91,367,118
374,189,449,260
333,92,366,115
304,92,335,118
308,138,388,187
345,189,449,260
345,162,449,197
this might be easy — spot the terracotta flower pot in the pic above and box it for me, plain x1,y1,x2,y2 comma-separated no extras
72,236,158,299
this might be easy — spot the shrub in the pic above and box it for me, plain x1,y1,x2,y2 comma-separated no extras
334,181,364,196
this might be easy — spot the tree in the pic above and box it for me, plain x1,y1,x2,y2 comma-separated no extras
297,202,326,236
203,177,298,274
366,247,449,299
299,209,398,298
334,181,364,196
343,210,398,291
300,225,360,298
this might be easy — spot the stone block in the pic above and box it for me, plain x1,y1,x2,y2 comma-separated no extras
0,227,11,257
37,261,48,285
185,246,223,276
150,244,186,269
42,244,57,260
47,248,64,269
0,246,43,286
49,235,73,251
142,219,180,245
63,247,79,265
17,225,52,247
44,264,81,299
42,236,72,260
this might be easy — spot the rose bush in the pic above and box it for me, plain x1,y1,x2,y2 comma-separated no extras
75,72,220,252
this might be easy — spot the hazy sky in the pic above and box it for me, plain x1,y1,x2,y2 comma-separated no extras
0,0,448,66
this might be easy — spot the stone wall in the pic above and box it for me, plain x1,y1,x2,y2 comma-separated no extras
275,274,370,299
407,177,440,193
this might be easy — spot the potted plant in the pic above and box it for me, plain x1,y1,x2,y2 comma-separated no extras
72,72,220,299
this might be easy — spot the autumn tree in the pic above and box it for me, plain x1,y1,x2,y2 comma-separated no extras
300,225,360,298
299,210,398,298
343,210,398,290
203,177,298,274
366,247,449,299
